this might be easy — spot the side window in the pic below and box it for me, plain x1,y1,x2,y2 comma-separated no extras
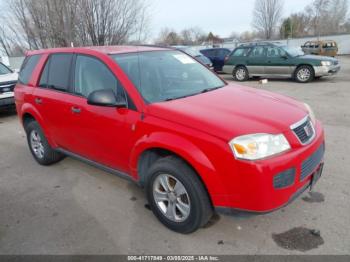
249,46,266,57
18,55,41,85
266,47,286,57
232,48,250,57
74,55,119,98
44,54,73,91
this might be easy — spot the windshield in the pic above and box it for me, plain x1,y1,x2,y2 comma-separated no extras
111,50,225,103
282,46,304,57
0,63,13,75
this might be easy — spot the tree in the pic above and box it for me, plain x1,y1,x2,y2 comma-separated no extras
252,0,284,39
2,0,150,51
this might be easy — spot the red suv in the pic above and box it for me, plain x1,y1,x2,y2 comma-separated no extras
15,46,325,233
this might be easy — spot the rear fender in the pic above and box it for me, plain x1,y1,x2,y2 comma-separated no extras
20,103,57,148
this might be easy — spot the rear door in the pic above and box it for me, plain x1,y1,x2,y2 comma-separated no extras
32,53,75,149
246,46,266,75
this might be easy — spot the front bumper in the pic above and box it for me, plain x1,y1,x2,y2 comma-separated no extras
313,64,340,77
0,92,15,107
214,120,325,213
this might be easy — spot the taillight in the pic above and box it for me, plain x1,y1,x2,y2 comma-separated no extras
224,55,229,63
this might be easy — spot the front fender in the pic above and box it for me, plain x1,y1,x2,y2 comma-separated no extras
129,132,229,204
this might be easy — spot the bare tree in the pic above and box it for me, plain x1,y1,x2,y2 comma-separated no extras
252,0,284,39
3,0,150,51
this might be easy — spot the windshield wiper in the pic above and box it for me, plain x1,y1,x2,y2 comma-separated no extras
200,85,224,94
165,94,196,101
164,85,224,102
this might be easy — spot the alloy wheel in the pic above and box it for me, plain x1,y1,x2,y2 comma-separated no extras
236,68,246,81
297,68,311,82
153,174,191,222
30,130,45,159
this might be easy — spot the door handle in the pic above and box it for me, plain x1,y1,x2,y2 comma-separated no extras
71,107,81,114
35,98,42,104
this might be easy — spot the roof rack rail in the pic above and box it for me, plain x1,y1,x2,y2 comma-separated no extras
239,41,281,47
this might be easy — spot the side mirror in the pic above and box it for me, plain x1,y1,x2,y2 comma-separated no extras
87,89,127,108
281,54,288,59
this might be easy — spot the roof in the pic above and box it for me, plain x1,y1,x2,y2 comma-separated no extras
26,45,171,56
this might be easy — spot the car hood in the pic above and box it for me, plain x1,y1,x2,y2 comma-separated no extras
298,54,337,62
0,72,18,83
147,84,308,141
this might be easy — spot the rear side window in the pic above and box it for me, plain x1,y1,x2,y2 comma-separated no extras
39,54,73,91
18,55,41,85
249,46,266,57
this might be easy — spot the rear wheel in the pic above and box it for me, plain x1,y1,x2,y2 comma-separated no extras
145,156,213,234
25,121,65,165
233,66,249,81
294,65,314,83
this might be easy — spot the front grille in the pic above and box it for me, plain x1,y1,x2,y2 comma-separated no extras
291,117,315,144
0,81,17,94
300,143,325,181
273,168,296,189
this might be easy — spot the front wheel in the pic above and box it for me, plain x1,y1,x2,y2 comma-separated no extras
294,65,314,83
233,66,249,81
146,156,213,234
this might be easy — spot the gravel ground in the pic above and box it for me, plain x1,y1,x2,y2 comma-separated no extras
0,56,349,255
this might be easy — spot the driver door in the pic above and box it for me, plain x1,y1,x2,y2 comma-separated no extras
265,47,294,76
67,54,140,172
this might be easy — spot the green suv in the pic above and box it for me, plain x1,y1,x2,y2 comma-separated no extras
223,43,340,83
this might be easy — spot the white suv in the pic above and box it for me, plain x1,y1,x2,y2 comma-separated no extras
0,62,18,109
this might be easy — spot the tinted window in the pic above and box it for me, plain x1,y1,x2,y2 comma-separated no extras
0,62,12,75
18,55,41,84
232,48,250,57
47,54,73,91
74,55,119,97
202,49,215,57
249,47,266,57
217,49,227,57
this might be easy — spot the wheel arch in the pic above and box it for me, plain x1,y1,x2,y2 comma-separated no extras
294,63,315,76
19,104,56,147
130,132,226,205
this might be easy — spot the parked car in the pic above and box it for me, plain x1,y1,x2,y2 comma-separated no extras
200,48,232,71
223,43,340,83
0,62,18,109
301,40,338,57
174,46,213,69
15,46,325,233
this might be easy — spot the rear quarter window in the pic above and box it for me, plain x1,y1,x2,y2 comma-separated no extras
18,55,41,85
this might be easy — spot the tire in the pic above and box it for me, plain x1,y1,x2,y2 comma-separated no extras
25,120,65,165
294,65,314,83
145,156,213,234
233,66,249,81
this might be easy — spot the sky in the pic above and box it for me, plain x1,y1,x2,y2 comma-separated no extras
149,0,315,39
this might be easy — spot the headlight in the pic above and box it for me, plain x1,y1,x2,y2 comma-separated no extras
229,134,290,160
304,103,316,124
321,61,332,66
